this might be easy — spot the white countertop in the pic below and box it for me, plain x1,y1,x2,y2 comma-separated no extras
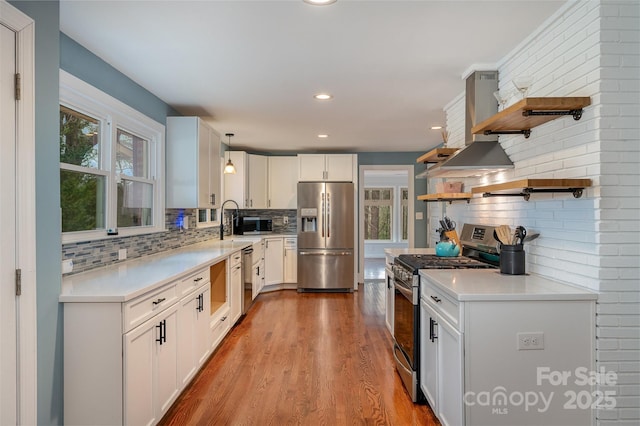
419,269,597,302
60,238,257,303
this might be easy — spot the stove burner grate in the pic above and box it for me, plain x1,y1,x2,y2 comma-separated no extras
396,254,496,271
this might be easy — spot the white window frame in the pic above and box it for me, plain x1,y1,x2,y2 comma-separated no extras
60,70,165,243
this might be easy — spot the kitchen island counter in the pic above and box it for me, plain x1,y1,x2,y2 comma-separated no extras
419,269,597,302
60,238,257,303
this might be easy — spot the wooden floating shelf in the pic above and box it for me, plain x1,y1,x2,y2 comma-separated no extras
416,147,460,164
472,178,592,201
471,97,592,139
417,192,472,204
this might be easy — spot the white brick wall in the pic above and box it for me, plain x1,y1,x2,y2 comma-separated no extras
438,1,640,423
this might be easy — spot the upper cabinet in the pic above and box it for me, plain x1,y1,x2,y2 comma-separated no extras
471,97,591,139
166,117,221,209
268,156,297,209
298,154,356,182
223,152,268,209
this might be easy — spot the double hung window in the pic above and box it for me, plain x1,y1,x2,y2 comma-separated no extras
60,71,165,243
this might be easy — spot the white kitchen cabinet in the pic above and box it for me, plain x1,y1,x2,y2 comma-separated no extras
283,237,297,283
264,237,284,286
166,116,221,209
384,253,394,335
419,270,596,426
268,156,298,208
124,302,179,426
177,282,211,389
229,250,243,324
297,154,355,182
223,152,268,208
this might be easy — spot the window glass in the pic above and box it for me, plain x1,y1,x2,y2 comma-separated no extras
60,106,100,169
116,128,149,178
364,187,393,241
60,170,106,232
401,188,409,240
117,179,153,227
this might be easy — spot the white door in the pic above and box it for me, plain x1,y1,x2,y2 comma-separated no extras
268,156,297,208
437,315,464,426
264,238,284,286
0,5,35,424
0,22,17,426
325,154,353,182
247,154,268,208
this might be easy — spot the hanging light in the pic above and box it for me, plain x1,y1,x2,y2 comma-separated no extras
224,133,236,174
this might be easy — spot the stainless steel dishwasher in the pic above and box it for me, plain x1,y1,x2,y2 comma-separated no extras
241,246,254,315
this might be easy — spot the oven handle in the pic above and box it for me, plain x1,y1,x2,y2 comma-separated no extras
394,279,418,305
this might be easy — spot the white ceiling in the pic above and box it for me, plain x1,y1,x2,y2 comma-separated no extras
60,0,566,153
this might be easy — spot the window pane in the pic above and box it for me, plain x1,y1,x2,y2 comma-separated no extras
117,179,153,227
364,205,391,240
210,209,217,222
60,106,100,168
60,170,106,232
116,129,149,178
381,189,392,200
402,205,408,240
198,209,208,223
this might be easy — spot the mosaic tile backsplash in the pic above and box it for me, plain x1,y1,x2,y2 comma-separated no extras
62,208,297,275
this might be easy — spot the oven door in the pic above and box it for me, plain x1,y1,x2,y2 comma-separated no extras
393,278,417,369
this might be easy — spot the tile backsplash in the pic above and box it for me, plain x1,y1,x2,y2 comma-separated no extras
62,208,297,275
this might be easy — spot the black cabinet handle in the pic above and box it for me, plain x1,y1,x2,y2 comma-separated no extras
194,277,203,282
430,295,441,303
152,297,166,306
430,317,438,342
156,319,166,345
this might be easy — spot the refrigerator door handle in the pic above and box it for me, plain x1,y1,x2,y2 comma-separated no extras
326,192,330,238
299,251,352,256
321,192,325,238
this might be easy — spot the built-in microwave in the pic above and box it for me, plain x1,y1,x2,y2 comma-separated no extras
233,217,272,235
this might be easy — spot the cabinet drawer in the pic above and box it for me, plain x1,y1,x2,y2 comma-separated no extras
210,311,231,350
421,283,460,329
178,267,210,297
123,284,178,333
229,251,242,268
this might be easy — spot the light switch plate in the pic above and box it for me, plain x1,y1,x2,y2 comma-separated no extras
415,212,424,220
118,249,127,261
62,259,73,274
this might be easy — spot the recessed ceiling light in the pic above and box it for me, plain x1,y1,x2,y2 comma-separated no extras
314,93,333,100
303,0,337,5
431,126,443,130
318,134,329,138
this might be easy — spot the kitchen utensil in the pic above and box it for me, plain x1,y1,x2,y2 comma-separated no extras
514,226,527,245
495,225,512,245
444,216,456,230
435,241,460,257
523,233,539,243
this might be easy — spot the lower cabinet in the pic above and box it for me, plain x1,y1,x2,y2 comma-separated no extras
385,264,394,335
177,283,211,388
63,254,245,426
264,237,284,286
124,303,180,426
229,250,243,323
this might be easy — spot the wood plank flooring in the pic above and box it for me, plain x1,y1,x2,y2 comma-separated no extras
159,282,439,425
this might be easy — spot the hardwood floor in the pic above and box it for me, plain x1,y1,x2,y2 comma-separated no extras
160,283,438,425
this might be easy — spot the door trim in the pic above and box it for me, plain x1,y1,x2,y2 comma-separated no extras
357,165,414,284
1,2,37,424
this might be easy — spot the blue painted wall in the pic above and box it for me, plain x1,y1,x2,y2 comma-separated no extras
60,33,180,124
359,152,429,248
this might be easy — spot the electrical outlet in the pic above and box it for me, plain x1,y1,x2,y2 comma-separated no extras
283,216,288,224
62,259,73,274
118,249,127,261
517,332,544,350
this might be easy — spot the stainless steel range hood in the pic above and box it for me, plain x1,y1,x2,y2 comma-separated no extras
428,71,514,178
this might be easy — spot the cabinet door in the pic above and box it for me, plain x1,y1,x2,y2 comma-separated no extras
229,261,242,323
177,294,198,388
155,305,179,418
385,270,394,335
284,248,297,283
268,156,298,208
298,154,326,181
195,287,211,366
124,320,156,426
264,238,284,286
197,120,212,208
208,129,222,209
325,154,354,182
247,154,268,208
420,300,438,411
224,151,248,207
437,315,464,426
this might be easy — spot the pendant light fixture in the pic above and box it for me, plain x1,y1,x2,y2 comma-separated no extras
223,133,236,174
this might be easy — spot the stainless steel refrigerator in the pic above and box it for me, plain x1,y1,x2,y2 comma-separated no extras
297,182,354,291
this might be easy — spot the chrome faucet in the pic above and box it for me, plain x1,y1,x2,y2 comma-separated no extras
220,199,240,240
